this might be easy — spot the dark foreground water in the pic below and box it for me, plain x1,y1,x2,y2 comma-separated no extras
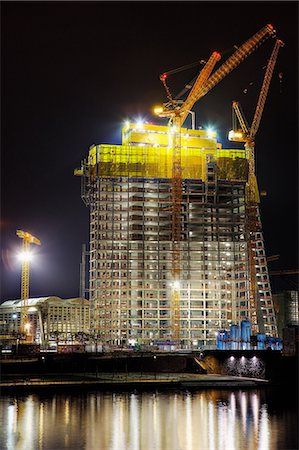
0,388,298,450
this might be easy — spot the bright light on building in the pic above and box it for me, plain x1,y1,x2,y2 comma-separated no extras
153,105,163,115
168,125,178,135
24,322,31,332
173,280,180,290
228,130,244,141
124,120,130,129
136,119,144,130
206,127,216,138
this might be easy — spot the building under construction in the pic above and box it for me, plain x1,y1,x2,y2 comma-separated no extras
76,24,280,348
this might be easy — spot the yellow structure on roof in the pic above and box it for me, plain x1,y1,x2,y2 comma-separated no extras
78,123,248,182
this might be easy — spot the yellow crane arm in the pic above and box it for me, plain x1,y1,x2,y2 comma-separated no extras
250,39,284,139
17,230,41,246
196,24,276,102
232,101,250,135
178,51,221,126
158,51,221,121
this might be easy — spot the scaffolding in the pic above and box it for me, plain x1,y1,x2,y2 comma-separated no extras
76,123,277,347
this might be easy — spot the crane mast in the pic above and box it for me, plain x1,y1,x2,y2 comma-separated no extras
229,38,284,333
250,39,285,139
16,230,41,336
168,51,221,343
156,24,277,346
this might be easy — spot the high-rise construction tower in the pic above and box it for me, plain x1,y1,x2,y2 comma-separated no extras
76,25,279,347
76,122,277,347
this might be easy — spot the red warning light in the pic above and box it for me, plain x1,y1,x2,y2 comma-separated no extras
267,23,276,34
212,51,221,60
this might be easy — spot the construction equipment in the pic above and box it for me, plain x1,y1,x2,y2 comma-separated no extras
162,51,221,344
16,230,41,336
229,38,285,203
269,270,299,276
155,24,277,345
267,254,280,263
229,38,284,333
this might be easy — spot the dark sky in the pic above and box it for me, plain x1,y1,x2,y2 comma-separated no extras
1,1,298,302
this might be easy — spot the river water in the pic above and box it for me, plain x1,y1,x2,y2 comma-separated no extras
0,388,297,450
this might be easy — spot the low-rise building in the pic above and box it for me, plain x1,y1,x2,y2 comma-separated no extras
0,297,90,346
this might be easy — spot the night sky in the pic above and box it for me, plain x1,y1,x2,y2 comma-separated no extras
1,1,298,302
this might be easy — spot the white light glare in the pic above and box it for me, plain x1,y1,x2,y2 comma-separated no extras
136,118,144,130
173,280,180,290
206,127,216,138
17,251,33,262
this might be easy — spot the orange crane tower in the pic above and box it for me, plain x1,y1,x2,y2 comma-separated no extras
16,230,41,335
229,38,284,333
158,51,221,343
156,24,276,344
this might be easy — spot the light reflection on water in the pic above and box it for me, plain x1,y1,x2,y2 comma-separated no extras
0,389,297,450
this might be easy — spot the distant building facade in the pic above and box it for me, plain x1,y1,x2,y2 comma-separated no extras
0,297,90,345
273,290,299,337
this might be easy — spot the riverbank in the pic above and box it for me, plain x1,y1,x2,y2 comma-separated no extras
0,372,270,392
1,350,297,392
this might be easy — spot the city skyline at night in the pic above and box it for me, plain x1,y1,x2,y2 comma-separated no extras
1,2,298,302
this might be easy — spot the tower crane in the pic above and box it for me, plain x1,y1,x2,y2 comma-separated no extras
16,230,41,336
229,39,284,203
228,38,285,333
269,270,299,276
158,51,221,343
155,24,277,345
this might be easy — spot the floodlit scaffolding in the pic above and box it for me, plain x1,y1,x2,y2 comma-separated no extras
76,123,277,348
